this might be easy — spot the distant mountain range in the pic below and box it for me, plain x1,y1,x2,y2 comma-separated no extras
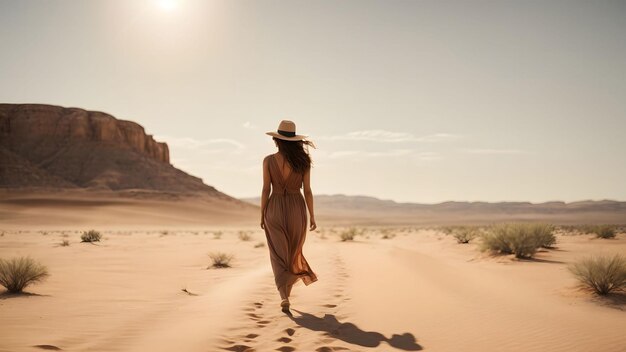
242,194,626,225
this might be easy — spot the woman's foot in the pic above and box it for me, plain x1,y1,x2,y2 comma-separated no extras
280,299,290,313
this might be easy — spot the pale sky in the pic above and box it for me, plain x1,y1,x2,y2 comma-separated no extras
1,0,625,203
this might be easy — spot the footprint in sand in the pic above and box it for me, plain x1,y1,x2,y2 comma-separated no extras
222,344,255,352
256,319,271,328
322,304,337,308
254,302,263,308
275,347,295,352
316,347,350,352
284,328,295,336
33,346,62,351
276,337,292,343
247,313,261,320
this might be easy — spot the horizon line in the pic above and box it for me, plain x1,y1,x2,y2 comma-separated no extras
238,193,624,205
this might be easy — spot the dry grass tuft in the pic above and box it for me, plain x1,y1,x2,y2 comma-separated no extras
213,231,223,239
208,252,234,268
569,254,626,295
81,230,102,243
340,227,360,241
0,256,49,293
451,226,481,244
238,231,252,241
60,239,70,247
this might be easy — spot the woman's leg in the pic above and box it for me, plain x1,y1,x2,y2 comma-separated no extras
278,285,288,300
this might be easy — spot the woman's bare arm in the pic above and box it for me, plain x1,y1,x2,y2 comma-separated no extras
260,156,271,229
303,167,316,231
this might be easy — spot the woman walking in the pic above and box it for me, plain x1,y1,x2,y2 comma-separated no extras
261,120,318,314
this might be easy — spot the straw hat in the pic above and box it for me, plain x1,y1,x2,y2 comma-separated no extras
265,120,308,141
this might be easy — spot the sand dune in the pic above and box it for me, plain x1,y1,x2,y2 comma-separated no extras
1,226,624,352
0,189,258,229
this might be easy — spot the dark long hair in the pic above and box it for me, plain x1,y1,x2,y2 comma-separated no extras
273,137,315,174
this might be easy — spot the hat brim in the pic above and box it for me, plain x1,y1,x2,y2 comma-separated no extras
266,131,308,141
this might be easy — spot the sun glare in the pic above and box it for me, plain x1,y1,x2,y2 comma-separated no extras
157,0,178,11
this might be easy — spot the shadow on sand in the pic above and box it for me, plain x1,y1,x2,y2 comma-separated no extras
0,291,49,300
517,257,566,265
289,309,422,351
593,292,626,310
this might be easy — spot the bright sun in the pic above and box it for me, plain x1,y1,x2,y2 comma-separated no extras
157,0,179,11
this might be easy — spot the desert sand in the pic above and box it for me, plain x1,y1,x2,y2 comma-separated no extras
1,224,625,352
0,189,258,229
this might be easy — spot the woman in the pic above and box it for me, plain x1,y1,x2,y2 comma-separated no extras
261,120,318,314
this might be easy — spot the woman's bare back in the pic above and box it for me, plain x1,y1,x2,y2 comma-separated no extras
272,152,294,182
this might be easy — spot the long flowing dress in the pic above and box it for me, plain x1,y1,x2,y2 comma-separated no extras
263,154,318,295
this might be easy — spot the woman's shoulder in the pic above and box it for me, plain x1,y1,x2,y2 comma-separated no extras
263,154,276,163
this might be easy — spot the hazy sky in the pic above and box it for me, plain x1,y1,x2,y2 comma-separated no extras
1,0,625,203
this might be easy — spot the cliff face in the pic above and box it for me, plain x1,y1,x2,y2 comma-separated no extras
0,103,225,196
0,104,169,163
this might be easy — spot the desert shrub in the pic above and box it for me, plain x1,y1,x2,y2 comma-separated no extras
481,223,555,259
481,224,514,254
452,226,480,244
160,230,169,236
238,231,252,241
569,254,626,295
81,230,101,243
507,230,541,258
0,256,49,293
340,227,359,242
254,242,265,248
590,225,617,239
532,223,557,248
208,252,234,268
60,239,70,247
213,231,223,239
380,228,396,239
